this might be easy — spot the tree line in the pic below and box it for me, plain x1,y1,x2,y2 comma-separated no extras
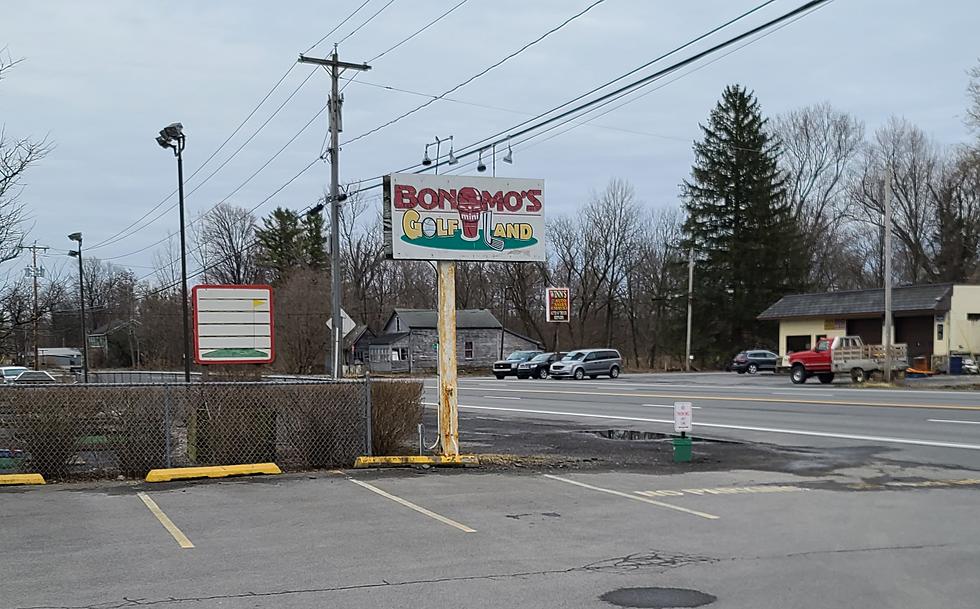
4,50,980,371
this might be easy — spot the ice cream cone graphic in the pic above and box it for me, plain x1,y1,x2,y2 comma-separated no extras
456,187,484,241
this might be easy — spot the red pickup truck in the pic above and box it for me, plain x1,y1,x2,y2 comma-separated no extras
788,335,908,384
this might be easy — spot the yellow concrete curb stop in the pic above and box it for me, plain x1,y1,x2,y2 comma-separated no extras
354,455,479,468
145,462,281,483
0,473,46,486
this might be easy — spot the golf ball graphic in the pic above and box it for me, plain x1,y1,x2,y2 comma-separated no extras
421,217,437,238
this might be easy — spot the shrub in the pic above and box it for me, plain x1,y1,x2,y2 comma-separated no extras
371,380,423,455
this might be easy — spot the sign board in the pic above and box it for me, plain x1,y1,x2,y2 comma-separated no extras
383,173,545,261
192,285,274,364
673,401,693,433
823,319,845,331
545,287,570,323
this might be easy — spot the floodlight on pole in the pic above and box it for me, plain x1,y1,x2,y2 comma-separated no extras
68,232,89,383
156,121,191,383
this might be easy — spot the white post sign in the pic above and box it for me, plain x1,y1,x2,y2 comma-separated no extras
192,285,274,364
383,173,545,262
673,401,693,433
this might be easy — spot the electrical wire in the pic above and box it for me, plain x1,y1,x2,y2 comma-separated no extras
91,69,319,252
303,0,373,54
340,0,607,146
86,63,299,250
336,0,398,46
345,0,829,193
128,0,829,291
102,104,327,262
93,5,380,252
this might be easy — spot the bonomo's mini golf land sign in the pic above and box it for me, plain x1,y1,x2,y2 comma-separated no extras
383,173,546,262
192,284,274,364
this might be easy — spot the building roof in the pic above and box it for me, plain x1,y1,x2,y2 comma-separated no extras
369,332,410,346
343,324,373,350
503,327,544,349
390,308,502,330
757,283,954,320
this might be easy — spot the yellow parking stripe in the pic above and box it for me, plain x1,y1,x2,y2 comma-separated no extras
137,492,195,549
544,474,719,520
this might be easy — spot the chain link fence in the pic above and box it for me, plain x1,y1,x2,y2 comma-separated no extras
0,380,377,481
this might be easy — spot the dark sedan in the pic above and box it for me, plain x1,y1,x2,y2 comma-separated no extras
516,352,565,379
730,350,778,374
492,350,543,379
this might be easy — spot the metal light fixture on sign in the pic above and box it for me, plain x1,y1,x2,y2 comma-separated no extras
502,144,513,164
476,148,487,172
447,147,458,165
421,148,432,166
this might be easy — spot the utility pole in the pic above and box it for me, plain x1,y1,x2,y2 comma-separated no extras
298,48,370,379
685,247,694,372
25,242,49,370
883,173,893,383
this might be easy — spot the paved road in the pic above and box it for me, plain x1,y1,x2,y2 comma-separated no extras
425,372,980,469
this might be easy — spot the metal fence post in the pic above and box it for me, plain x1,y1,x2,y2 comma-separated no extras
364,373,373,456
164,383,173,468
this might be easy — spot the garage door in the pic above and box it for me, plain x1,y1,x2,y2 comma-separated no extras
847,317,882,345
895,315,933,360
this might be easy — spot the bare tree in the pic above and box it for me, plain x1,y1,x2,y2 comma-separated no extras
967,60,980,137
0,51,50,266
193,203,260,285
774,103,864,288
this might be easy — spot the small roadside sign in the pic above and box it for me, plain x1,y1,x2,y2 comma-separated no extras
545,287,570,323
192,284,274,364
674,401,693,433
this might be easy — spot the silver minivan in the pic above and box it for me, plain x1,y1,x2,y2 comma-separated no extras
549,349,623,380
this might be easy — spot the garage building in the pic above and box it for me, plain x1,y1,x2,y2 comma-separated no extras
757,283,980,369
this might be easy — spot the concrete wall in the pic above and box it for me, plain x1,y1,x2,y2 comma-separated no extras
948,285,980,355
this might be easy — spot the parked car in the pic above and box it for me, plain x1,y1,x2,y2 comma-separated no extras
516,352,565,379
730,350,779,374
549,349,622,380
10,370,57,384
0,366,28,384
492,350,543,379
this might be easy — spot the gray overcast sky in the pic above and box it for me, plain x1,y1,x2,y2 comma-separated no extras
2,0,978,279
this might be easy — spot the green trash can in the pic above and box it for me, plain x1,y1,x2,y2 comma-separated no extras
672,436,692,463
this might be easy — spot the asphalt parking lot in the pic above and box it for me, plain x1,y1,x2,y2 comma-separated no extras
4,455,980,609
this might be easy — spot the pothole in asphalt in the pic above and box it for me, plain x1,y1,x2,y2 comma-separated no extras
586,429,737,443
600,587,716,608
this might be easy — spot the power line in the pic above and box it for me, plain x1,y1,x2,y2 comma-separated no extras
337,0,471,96
102,104,327,262
340,0,607,146
92,7,381,251
336,0,398,46
87,63,299,250
303,0,373,54
91,68,319,251
129,0,829,293
347,0,828,193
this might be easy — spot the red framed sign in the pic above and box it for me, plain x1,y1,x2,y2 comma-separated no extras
545,287,570,323
192,284,275,365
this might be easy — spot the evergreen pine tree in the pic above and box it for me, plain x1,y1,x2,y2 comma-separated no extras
255,207,304,283
301,210,328,271
681,84,806,361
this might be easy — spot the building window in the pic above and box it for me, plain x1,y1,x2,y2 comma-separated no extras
464,341,474,360
391,348,400,361
399,348,409,361
969,313,980,321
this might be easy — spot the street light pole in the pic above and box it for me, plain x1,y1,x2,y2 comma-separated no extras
68,233,88,383
156,123,191,383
